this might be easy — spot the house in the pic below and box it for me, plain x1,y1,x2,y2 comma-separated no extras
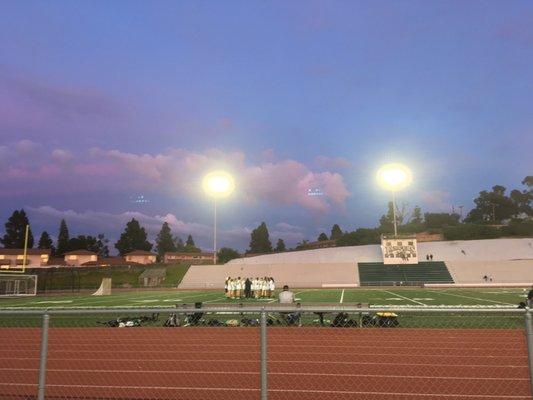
81,256,134,267
64,250,98,266
0,248,51,269
124,250,157,265
164,251,214,264
138,268,166,287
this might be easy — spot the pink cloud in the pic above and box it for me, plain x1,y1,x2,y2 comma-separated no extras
2,142,351,213
91,147,350,213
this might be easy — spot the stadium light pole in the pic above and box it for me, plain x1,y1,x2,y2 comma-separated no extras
377,163,412,237
203,171,235,265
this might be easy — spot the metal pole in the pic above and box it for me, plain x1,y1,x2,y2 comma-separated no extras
260,309,268,400
213,198,217,265
22,224,29,273
37,313,50,400
392,191,398,237
525,310,533,398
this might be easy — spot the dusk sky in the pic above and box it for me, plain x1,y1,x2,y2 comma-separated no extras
1,1,532,252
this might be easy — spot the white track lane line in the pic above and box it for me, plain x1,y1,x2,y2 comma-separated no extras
0,383,527,399
380,290,427,306
340,289,345,303
1,368,527,381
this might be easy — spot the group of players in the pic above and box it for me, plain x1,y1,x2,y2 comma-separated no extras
225,276,275,299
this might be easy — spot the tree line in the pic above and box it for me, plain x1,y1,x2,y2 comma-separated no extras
0,213,201,260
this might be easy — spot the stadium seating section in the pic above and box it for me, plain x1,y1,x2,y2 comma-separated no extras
358,261,454,285
179,239,533,288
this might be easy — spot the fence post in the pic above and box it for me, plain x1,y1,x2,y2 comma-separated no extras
260,308,268,400
37,312,50,400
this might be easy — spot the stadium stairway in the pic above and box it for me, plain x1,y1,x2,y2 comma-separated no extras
358,261,454,286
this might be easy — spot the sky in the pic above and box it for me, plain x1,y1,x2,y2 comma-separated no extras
1,0,532,252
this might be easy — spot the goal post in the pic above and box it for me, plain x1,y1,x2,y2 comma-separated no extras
0,274,38,297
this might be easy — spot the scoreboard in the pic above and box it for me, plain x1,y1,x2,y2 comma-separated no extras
381,236,419,264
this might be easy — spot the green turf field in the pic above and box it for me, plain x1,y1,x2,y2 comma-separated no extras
0,287,528,308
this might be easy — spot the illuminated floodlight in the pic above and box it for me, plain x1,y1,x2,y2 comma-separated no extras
203,171,235,198
377,163,412,191
203,171,235,265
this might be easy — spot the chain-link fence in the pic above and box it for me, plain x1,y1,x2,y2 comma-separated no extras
0,305,531,400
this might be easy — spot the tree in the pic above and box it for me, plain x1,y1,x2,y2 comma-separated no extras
56,219,70,256
95,234,110,257
174,236,185,251
410,206,423,224
295,239,310,250
248,222,272,253
443,224,501,240
465,185,518,224
67,234,108,256
1,209,34,248
424,213,460,229
330,224,343,240
155,222,176,259
217,247,240,264
37,231,55,256
114,218,153,255
379,201,407,233
510,176,533,218
182,234,201,253
337,228,381,246
275,238,286,252
317,232,329,241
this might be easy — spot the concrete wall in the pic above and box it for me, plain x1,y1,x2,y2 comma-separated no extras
179,263,359,289
179,238,533,288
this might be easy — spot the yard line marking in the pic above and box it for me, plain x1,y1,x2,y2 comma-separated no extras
428,290,515,306
381,290,427,306
340,289,345,303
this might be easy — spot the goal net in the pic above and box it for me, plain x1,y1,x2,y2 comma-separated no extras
0,274,38,297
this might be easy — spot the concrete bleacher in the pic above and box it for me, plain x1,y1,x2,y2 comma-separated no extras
179,262,358,289
358,262,454,285
178,238,533,288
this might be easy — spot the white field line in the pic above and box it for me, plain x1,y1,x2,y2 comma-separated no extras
380,290,427,306
31,291,222,308
4,358,526,369
0,383,528,398
0,368,527,381
428,290,515,306
340,289,345,303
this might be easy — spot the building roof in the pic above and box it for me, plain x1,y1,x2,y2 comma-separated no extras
165,251,213,257
125,250,156,256
82,257,140,266
64,250,97,256
0,248,51,255
139,268,166,278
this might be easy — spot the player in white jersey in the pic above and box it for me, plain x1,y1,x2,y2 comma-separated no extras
268,277,275,298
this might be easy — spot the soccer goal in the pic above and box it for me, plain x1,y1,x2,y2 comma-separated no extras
0,274,38,297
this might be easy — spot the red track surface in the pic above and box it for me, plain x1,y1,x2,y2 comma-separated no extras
0,327,530,399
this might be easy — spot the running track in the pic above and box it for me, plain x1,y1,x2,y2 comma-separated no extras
0,327,530,399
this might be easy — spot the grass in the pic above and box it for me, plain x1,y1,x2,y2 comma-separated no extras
0,287,528,308
31,264,191,291
0,287,527,328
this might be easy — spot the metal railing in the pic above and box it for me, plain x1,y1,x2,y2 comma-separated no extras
0,305,531,400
